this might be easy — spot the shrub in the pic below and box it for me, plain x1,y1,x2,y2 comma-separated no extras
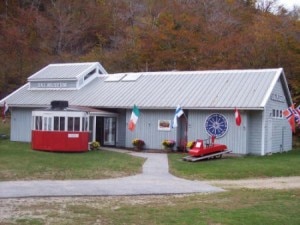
186,141,195,149
90,141,100,150
162,139,175,148
132,139,145,148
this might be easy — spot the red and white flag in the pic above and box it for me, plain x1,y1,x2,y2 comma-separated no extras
283,106,295,133
128,105,140,131
294,105,300,125
235,108,241,126
2,101,9,121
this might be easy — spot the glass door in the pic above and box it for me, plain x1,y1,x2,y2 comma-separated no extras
103,117,116,146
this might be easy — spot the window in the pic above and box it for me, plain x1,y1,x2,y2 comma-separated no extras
35,116,42,130
82,116,88,131
54,116,65,131
68,117,80,131
84,69,96,81
272,109,283,118
43,117,52,131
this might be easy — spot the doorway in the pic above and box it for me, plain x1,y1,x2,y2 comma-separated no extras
96,117,116,147
177,114,188,151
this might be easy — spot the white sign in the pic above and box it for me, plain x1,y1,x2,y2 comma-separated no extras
37,82,68,88
68,133,79,138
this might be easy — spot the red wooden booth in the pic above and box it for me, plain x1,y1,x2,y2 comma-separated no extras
31,101,90,152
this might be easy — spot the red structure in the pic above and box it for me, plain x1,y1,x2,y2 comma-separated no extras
31,101,90,152
188,137,227,157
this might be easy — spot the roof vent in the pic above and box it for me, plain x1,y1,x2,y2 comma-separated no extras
51,100,69,109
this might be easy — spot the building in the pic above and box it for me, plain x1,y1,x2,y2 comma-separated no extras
0,62,293,155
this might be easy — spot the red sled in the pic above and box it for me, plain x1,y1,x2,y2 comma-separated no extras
184,136,230,162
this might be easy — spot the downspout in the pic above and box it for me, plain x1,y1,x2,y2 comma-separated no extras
261,107,266,156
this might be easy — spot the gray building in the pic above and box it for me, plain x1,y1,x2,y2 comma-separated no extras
0,62,293,155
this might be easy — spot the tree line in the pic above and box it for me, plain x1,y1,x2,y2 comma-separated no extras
0,0,299,103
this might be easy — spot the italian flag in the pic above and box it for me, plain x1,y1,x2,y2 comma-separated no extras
128,105,140,131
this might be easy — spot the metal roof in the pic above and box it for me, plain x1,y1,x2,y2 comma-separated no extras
1,67,292,110
28,62,107,81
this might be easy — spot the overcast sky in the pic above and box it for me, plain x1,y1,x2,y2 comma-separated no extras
277,0,300,10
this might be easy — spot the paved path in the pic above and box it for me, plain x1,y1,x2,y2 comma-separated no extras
0,152,223,198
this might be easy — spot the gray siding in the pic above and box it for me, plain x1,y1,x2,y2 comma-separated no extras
247,111,263,155
116,109,126,147
125,109,176,150
11,108,33,142
188,110,248,154
264,79,292,154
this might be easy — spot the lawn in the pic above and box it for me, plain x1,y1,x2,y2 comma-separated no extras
0,139,145,181
168,148,300,180
1,122,300,224
1,189,300,225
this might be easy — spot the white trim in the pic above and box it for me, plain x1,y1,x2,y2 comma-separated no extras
0,83,29,105
260,68,283,107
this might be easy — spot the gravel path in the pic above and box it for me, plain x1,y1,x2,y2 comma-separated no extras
207,176,300,189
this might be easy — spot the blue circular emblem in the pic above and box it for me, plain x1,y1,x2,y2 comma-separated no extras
205,113,228,138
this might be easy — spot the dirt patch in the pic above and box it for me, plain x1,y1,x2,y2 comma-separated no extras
207,176,300,189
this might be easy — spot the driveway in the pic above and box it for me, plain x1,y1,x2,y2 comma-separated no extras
0,152,223,198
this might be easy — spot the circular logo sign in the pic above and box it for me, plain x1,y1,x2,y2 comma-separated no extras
205,113,228,138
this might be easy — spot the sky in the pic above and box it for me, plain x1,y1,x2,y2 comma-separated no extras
277,0,300,10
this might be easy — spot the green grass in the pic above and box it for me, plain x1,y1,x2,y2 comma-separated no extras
0,119,10,137
169,149,300,180
0,139,145,181
1,189,300,225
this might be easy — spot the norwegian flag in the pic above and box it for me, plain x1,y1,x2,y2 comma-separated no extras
295,105,300,125
283,106,295,133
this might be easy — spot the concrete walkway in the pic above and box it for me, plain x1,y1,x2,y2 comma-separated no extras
0,152,223,198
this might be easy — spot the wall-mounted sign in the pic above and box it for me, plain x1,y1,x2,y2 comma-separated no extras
37,82,68,88
270,93,285,103
158,120,171,131
68,133,79,138
30,81,77,89
205,113,228,138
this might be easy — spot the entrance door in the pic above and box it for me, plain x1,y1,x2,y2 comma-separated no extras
96,117,116,146
177,115,188,151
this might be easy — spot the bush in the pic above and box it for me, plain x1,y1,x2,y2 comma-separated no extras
162,139,175,148
186,141,195,149
90,141,100,150
132,139,145,148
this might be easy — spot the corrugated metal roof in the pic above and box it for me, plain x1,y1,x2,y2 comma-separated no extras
1,68,291,109
28,62,107,81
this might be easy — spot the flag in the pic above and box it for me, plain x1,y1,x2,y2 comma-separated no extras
128,105,140,131
172,105,184,128
235,108,241,126
283,106,295,133
295,105,300,125
2,101,9,121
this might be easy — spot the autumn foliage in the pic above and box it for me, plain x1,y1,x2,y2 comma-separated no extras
0,0,299,102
